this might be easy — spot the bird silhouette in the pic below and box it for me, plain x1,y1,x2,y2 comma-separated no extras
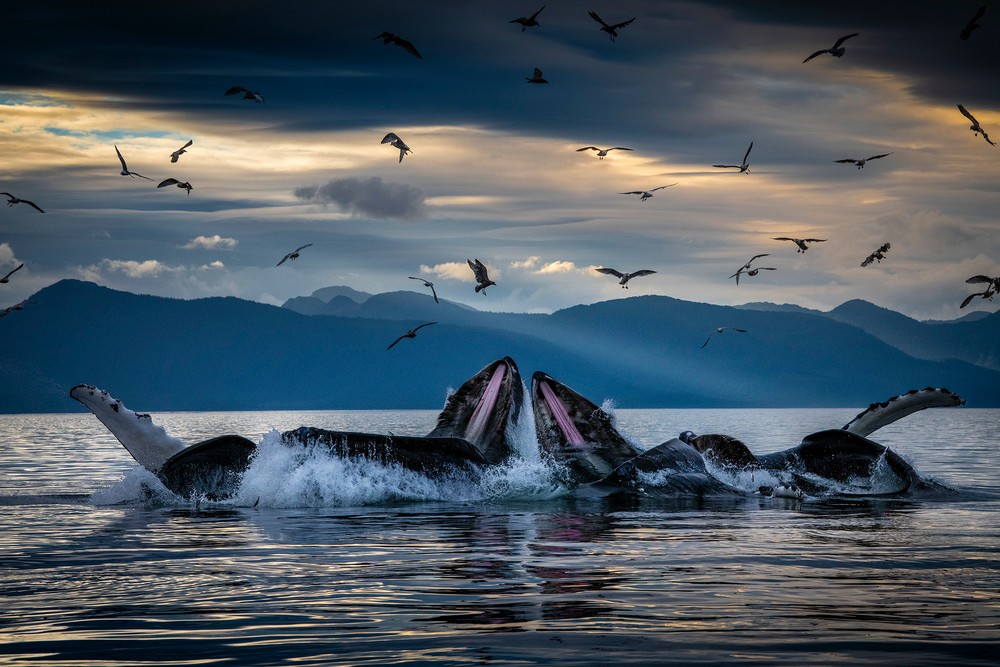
510,6,545,31
1,193,44,213
713,141,753,173
115,145,153,180
157,178,193,195
381,132,412,163
468,259,496,294
701,327,748,349
595,267,656,288
802,33,859,62
588,11,635,42
408,276,439,303
729,254,773,284
276,244,313,267
224,86,264,103
526,67,548,84
372,32,422,59
387,322,436,350
619,184,676,201
958,105,996,146
772,237,826,252
0,263,24,283
861,242,891,267
960,6,986,40
834,152,893,169
577,146,633,159
170,140,193,163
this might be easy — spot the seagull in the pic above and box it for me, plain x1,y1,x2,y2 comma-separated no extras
170,140,193,163
0,263,24,283
468,259,496,294
802,33,860,63
965,274,1000,294
595,267,656,288
381,132,412,163
0,193,44,213
510,5,545,31
372,32,422,59
577,146,633,159
713,141,753,173
834,152,893,169
276,244,313,267
115,145,153,180
526,67,548,84
619,184,677,201
957,105,996,146
860,242,891,267
387,322,437,350
588,11,635,42
960,286,996,309
408,276,439,303
960,5,986,40
701,327,748,349
772,237,826,252
157,178,193,195
729,254,773,285
0,300,35,318
224,86,264,103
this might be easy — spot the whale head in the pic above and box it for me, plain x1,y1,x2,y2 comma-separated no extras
530,371,642,485
426,357,523,464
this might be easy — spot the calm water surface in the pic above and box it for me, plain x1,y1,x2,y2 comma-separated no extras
1,408,998,666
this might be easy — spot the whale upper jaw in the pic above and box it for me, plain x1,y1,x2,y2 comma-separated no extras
426,356,523,464
530,371,641,485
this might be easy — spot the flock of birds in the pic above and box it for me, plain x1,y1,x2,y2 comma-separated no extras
1,5,998,348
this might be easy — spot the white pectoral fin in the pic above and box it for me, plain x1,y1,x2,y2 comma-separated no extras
70,384,187,472
841,387,966,437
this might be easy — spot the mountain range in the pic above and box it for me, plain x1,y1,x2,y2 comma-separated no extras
0,279,997,413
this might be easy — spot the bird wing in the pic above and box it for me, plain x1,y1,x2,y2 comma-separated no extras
576,146,600,152
413,321,437,333
960,293,981,309
620,191,645,196
429,283,439,303
533,68,544,78
983,131,997,146
700,333,714,349
596,267,624,278
733,328,748,333
588,11,610,28
530,6,545,19
609,147,633,152
749,253,770,263
468,259,489,282
650,184,677,192
224,86,249,96
395,36,422,58
275,253,292,267
386,335,407,350
629,270,657,278
1,263,24,281
802,49,827,63
742,141,754,162
115,145,127,170
382,132,401,144
803,238,827,243
713,164,740,168
879,242,891,252
965,275,994,284
22,199,44,213
293,244,313,254
772,237,794,242
611,17,636,30
957,104,978,123
157,178,180,188
834,159,858,164
833,32,860,48
867,152,893,160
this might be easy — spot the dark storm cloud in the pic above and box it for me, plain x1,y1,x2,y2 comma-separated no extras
295,177,426,219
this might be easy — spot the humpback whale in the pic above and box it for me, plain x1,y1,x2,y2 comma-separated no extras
71,357,523,500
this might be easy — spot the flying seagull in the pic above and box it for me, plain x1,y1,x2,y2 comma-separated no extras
861,242,891,267
381,132,412,163
729,254,773,285
225,86,264,103
588,11,635,42
526,67,548,84
961,275,999,308
1,193,44,213
960,6,986,40
713,141,753,173
157,178,193,195
408,276,439,303
510,5,545,31
701,327,748,349
0,263,24,283
957,104,996,146
834,152,893,169
276,244,313,267
577,146,633,159
170,140,193,163
372,32,422,59
387,322,437,350
961,287,996,309
115,145,153,180
619,184,677,201
772,237,826,252
467,259,496,294
595,267,656,288
802,33,859,63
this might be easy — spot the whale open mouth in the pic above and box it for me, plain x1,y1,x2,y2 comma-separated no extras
534,375,587,446
464,361,508,446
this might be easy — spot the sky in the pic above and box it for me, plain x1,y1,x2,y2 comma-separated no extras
1,0,998,321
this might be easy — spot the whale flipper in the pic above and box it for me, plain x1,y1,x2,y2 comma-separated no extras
841,387,965,437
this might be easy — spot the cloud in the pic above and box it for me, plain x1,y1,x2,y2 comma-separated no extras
0,243,20,266
295,176,426,219
510,256,539,270
537,260,578,274
181,235,238,250
91,259,178,278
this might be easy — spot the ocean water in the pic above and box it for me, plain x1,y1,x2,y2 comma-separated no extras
1,407,998,666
